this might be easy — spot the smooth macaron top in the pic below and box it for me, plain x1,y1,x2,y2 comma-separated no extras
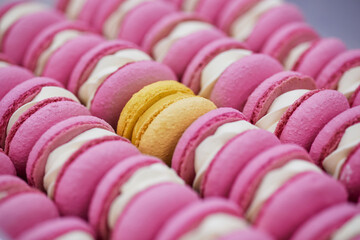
0,175,33,203
0,149,16,175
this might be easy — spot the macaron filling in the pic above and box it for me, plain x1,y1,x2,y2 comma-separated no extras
0,61,10,68
193,120,258,191
103,0,154,39
153,21,214,62
230,0,283,41
107,163,184,229
0,2,47,44
6,86,79,135
43,127,117,198
78,48,151,108
331,215,360,240
35,29,83,76
337,66,360,98
65,0,87,19
182,0,200,12
283,41,312,70
255,89,310,133
323,123,360,179
199,49,252,98
55,230,94,240
178,213,248,240
246,160,321,222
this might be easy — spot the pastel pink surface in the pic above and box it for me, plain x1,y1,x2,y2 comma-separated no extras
0,175,30,197
89,155,162,239
0,192,59,238
18,217,95,240
112,183,199,240
93,0,125,32
156,198,242,240
294,38,347,79
342,145,360,201
243,71,317,123
202,129,281,198
57,0,101,25
210,54,283,111
352,88,360,107
317,49,360,89
277,90,349,151
0,149,16,175
182,38,248,94
0,66,34,100
172,107,246,185
292,203,360,240
220,229,274,240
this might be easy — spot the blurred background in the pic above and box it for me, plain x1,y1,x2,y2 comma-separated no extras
0,0,359,48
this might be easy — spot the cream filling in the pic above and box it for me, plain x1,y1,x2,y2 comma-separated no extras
283,41,312,70
44,128,116,198
331,215,360,240
323,123,360,179
103,0,153,39
337,66,360,99
179,213,248,240
35,30,82,76
193,120,258,191
78,49,151,108
199,49,252,98
0,61,10,68
6,86,79,135
246,160,321,222
0,2,46,44
230,0,282,41
182,0,200,12
255,89,310,133
65,0,87,20
153,21,213,62
107,163,184,230
55,231,94,240
0,192,7,200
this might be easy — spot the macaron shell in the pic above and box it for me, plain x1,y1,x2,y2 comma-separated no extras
352,87,360,107
278,90,349,151
172,107,246,185
0,150,16,175
193,0,233,23
17,217,95,240
93,0,125,33
210,54,283,111
0,175,31,198
340,145,360,201
202,129,281,198
0,192,59,238
291,203,360,240
53,138,140,218
220,229,274,240
112,183,199,240
0,66,34,100
57,0,101,25
138,96,216,165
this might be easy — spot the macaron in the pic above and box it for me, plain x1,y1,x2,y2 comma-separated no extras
0,65,33,100
181,38,283,110
220,229,274,240
0,149,15,175
310,106,360,201
94,0,176,45
0,77,90,177
117,80,217,165
0,53,13,67
0,1,64,64
244,71,349,150
89,154,197,239
156,198,248,240
24,21,104,86
142,12,225,78
27,115,140,218
262,22,347,79
317,50,360,103
218,0,304,52
292,203,360,240
69,40,177,128
0,175,59,238
57,0,101,25
229,144,348,240
353,89,360,108
18,217,95,240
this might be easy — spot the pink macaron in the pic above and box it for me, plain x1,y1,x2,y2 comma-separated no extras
0,65,33,100
310,106,360,201
218,0,304,52
0,1,64,64
27,115,140,218
143,12,225,78
0,149,15,175
292,203,360,240
24,21,104,86
68,40,176,128
0,52,13,66
18,217,95,240
229,144,348,240
57,0,101,26
353,89,360,108
89,154,196,239
0,77,90,177
220,229,274,240
94,0,176,45
244,71,349,150
0,175,59,238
